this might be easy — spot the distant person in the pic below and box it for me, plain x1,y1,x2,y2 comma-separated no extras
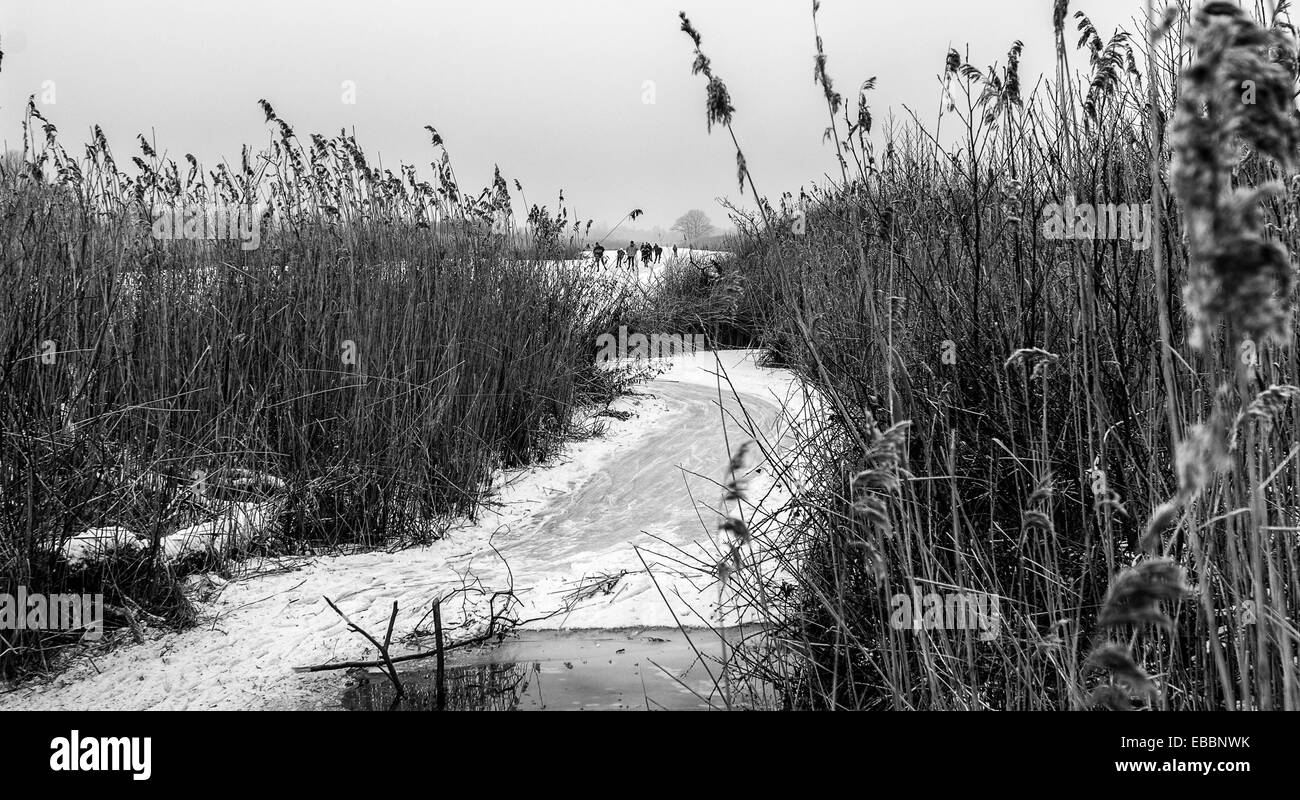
653,243,663,263
672,244,678,259
616,248,625,268
593,242,606,266
628,241,637,268
641,242,653,266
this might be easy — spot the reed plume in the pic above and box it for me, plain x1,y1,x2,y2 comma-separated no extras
1171,2,1300,348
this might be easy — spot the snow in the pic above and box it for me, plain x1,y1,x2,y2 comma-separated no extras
60,526,147,567
60,502,284,567
2,349,800,710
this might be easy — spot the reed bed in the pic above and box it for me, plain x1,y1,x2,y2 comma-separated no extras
687,0,1300,710
0,87,631,677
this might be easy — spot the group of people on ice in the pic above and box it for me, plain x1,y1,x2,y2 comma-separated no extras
590,241,678,268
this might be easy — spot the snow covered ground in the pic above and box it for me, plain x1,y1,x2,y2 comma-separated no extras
1,349,799,710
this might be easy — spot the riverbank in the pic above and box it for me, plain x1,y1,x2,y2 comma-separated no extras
0,350,797,710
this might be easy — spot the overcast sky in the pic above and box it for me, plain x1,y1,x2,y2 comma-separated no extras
2,0,1141,233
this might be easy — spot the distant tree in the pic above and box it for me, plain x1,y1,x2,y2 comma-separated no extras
672,209,714,241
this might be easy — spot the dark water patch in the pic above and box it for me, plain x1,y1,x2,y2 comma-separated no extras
340,628,735,711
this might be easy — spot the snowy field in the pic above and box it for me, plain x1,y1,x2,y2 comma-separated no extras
2,349,800,710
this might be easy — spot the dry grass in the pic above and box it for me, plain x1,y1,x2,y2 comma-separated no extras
0,91,634,678
684,0,1300,710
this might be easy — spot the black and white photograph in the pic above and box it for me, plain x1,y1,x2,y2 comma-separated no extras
0,0,1295,774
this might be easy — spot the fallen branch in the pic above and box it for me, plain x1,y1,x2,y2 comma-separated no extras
293,589,560,673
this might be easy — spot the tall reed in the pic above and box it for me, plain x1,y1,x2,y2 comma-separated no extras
0,91,628,677
684,0,1300,710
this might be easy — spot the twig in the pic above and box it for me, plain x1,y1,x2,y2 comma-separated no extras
321,596,404,699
